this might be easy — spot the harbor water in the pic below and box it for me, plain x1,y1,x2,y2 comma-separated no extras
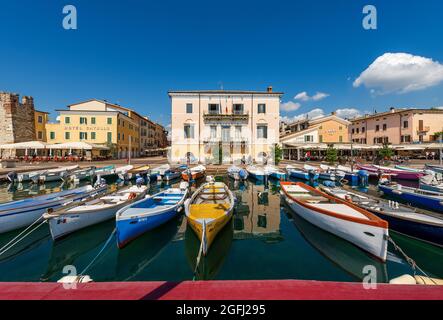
0,177,442,283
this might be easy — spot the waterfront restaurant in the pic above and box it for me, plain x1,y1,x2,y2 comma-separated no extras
169,87,282,164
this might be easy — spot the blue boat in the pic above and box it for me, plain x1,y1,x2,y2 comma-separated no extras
264,165,287,180
116,183,189,248
286,165,319,181
425,164,443,174
321,185,443,247
378,183,443,213
246,165,267,181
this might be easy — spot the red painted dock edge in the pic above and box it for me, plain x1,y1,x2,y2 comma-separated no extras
0,280,442,300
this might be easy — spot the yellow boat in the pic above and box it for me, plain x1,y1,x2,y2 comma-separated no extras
185,180,235,256
129,165,150,174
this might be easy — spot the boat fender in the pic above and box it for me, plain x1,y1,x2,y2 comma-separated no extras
58,275,93,284
414,275,443,285
128,192,137,200
389,274,417,285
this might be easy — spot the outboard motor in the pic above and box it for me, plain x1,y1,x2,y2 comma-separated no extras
135,174,144,187
358,170,369,187
7,171,17,183
239,169,248,181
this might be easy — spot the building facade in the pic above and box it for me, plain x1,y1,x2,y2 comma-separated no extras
0,92,36,146
349,108,443,145
34,110,49,141
169,87,281,164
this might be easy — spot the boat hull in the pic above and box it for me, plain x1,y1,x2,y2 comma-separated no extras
164,172,181,181
319,173,336,181
116,207,180,249
379,184,443,213
282,192,388,261
48,205,122,240
182,171,205,181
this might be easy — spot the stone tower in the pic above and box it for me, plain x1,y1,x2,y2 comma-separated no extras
0,92,37,145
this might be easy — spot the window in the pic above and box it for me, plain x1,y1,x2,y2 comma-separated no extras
107,132,112,143
91,132,96,140
184,124,195,139
65,132,70,140
383,137,389,144
304,135,313,142
258,104,266,114
233,104,244,115
38,116,43,123
257,125,268,139
37,131,42,139
80,132,88,140
351,128,355,134
50,132,55,140
403,121,408,129
186,103,193,114
222,126,231,142
208,104,220,115
107,118,112,125
383,124,387,131
65,117,70,124
210,126,217,139
91,117,96,124
319,126,323,130
339,126,342,130
122,133,125,140
80,117,87,125
235,126,242,139
319,135,323,143
339,136,343,142
376,125,380,132
362,127,365,133
118,133,120,140
356,128,359,134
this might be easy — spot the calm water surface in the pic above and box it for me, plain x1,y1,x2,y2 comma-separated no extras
0,177,442,282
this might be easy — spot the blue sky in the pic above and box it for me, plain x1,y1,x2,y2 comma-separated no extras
1,0,443,126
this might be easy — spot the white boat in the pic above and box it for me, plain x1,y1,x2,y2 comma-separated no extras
227,165,248,181
44,185,148,240
116,165,134,181
149,164,171,180
18,165,79,183
264,165,287,180
304,164,337,181
246,165,267,181
280,182,388,261
0,184,108,234
63,167,96,183
320,164,346,182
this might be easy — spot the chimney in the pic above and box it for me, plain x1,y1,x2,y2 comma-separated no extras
267,86,273,93
390,107,395,113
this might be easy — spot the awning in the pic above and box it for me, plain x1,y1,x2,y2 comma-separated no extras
46,142,109,150
393,145,426,151
0,141,48,149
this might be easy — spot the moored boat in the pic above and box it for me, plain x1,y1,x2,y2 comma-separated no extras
378,182,443,213
246,165,267,181
264,165,287,180
394,165,425,174
304,164,337,181
182,165,206,181
94,165,117,180
320,185,443,247
116,182,189,248
0,184,108,234
356,164,423,181
116,165,134,181
185,180,235,256
425,164,443,174
64,166,96,183
44,185,148,240
419,171,443,193
280,181,389,261
227,165,248,181
286,165,319,181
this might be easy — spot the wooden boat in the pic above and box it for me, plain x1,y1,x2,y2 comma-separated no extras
304,164,337,181
320,185,443,247
419,171,443,193
151,164,171,180
16,165,79,183
227,165,248,181
356,164,423,180
182,165,206,181
185,180,235,256
425,164,443,174
44,185,148,240
63,167,96,183
280,182,389,261
116,182,189,248
286,165,319,181
128,165,150,177
378,182,443,213
94,165,117,180
246,165,267,181
116,165,134,181
394,165,425,173
320,164,346,182
0,184,108,234
264,165,287,180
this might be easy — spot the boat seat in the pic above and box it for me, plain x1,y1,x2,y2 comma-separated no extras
189,203,230,219
153,196,182,201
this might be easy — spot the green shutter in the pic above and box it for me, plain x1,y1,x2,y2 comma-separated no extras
107,118,112,125
91,132,96,140
107,132,112,143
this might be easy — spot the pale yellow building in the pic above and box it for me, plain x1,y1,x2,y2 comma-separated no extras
34,110,49,141
169,87,282,164
46,99,141,159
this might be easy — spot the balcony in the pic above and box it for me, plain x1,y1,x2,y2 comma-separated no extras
417,126,430,135
203,112,249,123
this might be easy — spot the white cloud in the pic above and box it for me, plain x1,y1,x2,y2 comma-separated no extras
335,108,361,119
280,101,301,112
354,52,443,94
294,91,330,101
280,108,325,123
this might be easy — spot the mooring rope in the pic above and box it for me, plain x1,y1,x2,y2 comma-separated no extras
79,228,116,276
387,236,438,285
193,236,205,281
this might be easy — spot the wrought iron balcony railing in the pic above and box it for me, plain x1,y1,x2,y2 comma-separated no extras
203,112,249,122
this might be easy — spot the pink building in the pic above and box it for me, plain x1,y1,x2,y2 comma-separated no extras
349,108,443,145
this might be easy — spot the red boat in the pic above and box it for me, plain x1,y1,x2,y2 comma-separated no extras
181,165,206,181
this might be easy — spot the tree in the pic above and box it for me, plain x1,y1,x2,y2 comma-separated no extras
378,143,394,160
273,144,283,165
105,142,118,159
325,146,338,164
